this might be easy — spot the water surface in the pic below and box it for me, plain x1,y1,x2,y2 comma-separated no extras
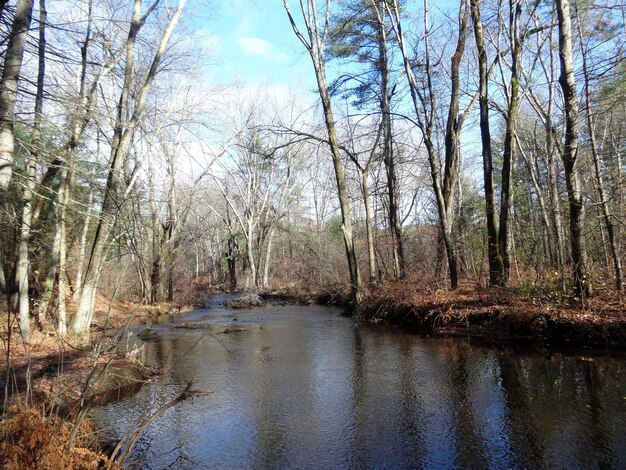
92,302,626,469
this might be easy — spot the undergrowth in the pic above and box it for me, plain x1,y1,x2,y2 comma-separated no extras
1,403,119,469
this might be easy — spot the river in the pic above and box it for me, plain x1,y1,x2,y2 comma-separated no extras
91,297,626,469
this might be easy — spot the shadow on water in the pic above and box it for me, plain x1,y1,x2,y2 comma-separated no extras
91,301,626,469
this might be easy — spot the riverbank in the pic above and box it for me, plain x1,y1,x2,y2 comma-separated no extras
356,281,626,349
0,296,175,469
2,281,624,467
222,282,625,349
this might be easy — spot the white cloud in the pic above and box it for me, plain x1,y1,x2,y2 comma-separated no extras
237,36,289,62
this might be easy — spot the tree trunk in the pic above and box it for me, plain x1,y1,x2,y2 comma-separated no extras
0,0,34,207
227,234,237,289
150,252,161,304
262,226,276,288
56,168,71,338
15,0,46,342
498,0,523,285
376,14,403,279
0,0,34,297
72,171,94,301
556,0,592,298
387,0,469,290
577,12,623,293
284,0,362,305
441,0,470,289
38,197,61,323
362,171,377,286
16,158,35,343
71,0,187,335
471,0,505,287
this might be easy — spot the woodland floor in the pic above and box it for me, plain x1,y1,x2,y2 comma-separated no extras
0,295,185,469
355,279,626,350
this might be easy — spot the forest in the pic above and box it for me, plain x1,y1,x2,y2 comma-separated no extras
0,0,625,466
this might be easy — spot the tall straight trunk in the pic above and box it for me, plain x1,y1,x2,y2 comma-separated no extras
556,0,591,298
72,171,94,301
262,226,276,288
246,221,257,288
150,251,161,303
386,0,470,289
0,0,34,207
375,12,403,279
227,234,237,289
318,85,362,303
362,171,377,286
498,0,523,284
285,0,362,305
441,0,470,289
15,0,46,342
71,0,187,334
0,0,34,295
167,257,173,302
38,196,61,321
576,14,623,293
56,168,71,337
16,159,35,343
471,0,505,286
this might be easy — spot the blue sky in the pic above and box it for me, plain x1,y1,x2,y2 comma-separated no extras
202,1,315,89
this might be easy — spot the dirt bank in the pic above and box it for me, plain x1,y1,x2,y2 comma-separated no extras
0,297,169,469
357,282,626,349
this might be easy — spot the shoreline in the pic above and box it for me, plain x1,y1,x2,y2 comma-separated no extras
226,284,626,351
357,285,626,351
1,284,624,467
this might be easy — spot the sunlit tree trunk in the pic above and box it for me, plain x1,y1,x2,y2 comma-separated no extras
15,0,46,342
386,0,471,289
262,226,276,288
498,0,524,284
56,167,71,338
556,0,592,298
0,0,34,208
71,0,187,334
73,169,94,301
362,170,377,286
374,7,403,279
0,0,34,294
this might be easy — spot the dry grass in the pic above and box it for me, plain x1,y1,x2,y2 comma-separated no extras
1,404,120,469
357,278,626,348
0,295,167,470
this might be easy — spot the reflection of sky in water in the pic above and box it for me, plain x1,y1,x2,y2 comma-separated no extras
92,304,626,469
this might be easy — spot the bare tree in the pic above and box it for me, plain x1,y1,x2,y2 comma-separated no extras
0,0,34,293
576,6,623,293
386,0,473,289
471,0,506,287
71,0,187,335
14,0,45,342
556,0,592,298
284,0,362,304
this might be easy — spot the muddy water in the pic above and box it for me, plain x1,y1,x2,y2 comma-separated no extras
91,300,626,469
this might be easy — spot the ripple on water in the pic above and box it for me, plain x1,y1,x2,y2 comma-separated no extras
91,304,626,469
